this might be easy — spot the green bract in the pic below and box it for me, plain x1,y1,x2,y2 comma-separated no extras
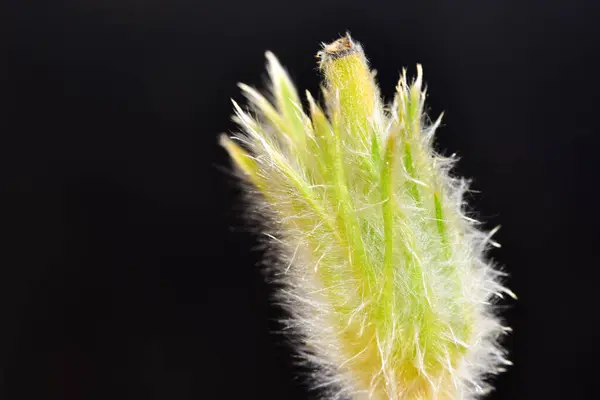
221,34,514,399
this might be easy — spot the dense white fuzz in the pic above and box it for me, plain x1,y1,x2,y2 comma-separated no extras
220,34,514,399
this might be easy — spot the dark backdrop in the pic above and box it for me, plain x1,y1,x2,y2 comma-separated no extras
2,1,599,399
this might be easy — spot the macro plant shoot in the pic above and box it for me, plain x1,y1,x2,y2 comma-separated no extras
220,33,515,400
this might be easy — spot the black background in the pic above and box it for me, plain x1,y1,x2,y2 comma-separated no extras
2,1,599,399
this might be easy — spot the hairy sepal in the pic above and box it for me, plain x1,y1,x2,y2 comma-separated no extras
221,33,513,400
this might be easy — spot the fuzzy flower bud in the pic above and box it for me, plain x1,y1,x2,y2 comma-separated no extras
220,33,514,399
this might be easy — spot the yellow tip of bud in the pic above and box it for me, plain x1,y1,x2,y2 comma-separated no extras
316,33,380,137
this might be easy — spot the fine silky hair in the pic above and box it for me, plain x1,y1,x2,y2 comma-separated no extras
221,34,514,399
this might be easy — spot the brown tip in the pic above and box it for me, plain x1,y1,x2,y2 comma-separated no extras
316,33,361,67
